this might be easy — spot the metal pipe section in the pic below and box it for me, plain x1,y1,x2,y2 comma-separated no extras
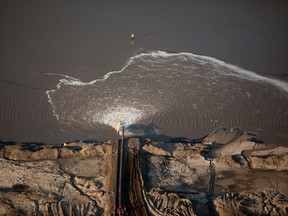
114,130,120,213
114,125,125,215
118,125,124,214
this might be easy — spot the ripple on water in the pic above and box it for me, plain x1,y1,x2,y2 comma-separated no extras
0,66,86,142
46,51,288,141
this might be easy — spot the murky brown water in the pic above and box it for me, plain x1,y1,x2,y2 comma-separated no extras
47,51,288,143
1,0,288,144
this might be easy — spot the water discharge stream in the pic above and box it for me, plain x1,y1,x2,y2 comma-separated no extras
46,51,288,142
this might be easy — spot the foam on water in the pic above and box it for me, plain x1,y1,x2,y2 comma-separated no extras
47,51,288,93
46,50,288,141
140,51,288,93
91,106,143,130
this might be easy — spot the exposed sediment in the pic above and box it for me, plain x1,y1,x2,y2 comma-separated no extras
0,127,288,215
140,127,288,215
214,189,288,216
0,141,114,215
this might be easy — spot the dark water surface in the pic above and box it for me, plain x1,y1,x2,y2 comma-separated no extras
47,51,288,143
1,0,288,144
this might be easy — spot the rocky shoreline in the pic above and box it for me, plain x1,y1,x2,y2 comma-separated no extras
0,127,288,215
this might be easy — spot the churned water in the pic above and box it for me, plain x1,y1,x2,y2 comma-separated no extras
46,51,288,142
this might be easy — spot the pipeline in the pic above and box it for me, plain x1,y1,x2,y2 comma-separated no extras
114,126,125,215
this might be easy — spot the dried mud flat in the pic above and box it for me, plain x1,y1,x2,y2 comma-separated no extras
0,141,116,215
1,127,288,215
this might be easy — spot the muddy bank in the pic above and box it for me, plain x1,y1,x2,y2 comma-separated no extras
0,127,288,215
0,141,115,215
1,0,288,144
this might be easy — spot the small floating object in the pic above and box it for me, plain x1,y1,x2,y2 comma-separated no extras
131,33,135,40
